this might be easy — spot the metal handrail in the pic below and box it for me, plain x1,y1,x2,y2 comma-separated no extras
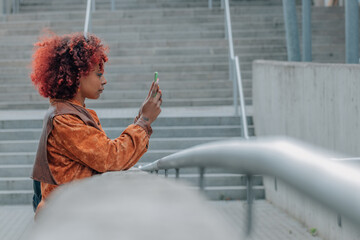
2,0,20,15
139,137,360,227
222,0,248,138
84,0,93,38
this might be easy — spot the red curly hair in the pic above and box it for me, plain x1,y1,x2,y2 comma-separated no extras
31,32,108,100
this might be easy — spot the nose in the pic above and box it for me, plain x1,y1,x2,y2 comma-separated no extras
102,76,107,85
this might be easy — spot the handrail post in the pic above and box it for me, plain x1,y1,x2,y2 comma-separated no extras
12,0,15,13
111,0,115,11
84,0,92,39
246,175,253,236
224,0,235,82
199,167,205,191
91,0,95,12
2,0,7,15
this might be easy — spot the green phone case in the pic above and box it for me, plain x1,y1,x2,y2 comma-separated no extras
154,72,158,83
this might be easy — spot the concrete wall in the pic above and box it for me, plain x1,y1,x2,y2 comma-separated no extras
264,176,360,240
252,60,360,240
253,60,360,157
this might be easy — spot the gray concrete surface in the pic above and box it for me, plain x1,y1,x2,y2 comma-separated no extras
27,170,241,240
1,169,322,240
252,60,360,240
264,176,360,240
1,200,325,240
253,60,360,157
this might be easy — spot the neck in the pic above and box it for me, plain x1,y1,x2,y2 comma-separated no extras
72,93,85,107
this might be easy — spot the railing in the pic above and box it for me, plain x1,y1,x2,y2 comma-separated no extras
208,0,247,127
139,137,360,234
84,0,93,38
2,0,21,15
222,0,248,138
83,0,117,38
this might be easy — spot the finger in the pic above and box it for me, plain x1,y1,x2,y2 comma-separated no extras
147,81,155,98
151,84,160,99
157,101,161,108
158,90,162,102
153,88,162,101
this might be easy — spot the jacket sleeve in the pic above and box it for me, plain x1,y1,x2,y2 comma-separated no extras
50,114,149,172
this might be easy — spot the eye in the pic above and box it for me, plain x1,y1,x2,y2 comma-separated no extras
97,73,103,78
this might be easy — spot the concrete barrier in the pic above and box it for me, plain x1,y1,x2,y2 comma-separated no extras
253,60,360,240
253,60,360,157
27,169,239,240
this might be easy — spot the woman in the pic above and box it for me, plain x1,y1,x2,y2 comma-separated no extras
30,32,162,214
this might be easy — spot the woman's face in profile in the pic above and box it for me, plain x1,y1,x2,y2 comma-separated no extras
78,63,107,100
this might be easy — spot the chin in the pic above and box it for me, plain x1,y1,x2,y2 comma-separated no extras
88,95,100,100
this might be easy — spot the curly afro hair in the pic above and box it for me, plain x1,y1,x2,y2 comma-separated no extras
31,32,108,100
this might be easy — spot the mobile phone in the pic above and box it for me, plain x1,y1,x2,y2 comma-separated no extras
154,72,158,83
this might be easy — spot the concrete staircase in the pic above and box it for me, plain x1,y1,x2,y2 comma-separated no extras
0,0,351,204
0,112,262,204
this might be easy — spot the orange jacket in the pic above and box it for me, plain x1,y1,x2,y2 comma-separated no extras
36,99,150,213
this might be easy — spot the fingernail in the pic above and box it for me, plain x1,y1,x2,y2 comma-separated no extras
156,78,159,83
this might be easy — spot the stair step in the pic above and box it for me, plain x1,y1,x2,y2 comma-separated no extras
0,115,253,129
0,98,254,110
0,178,32,191
0,190,33,205
0,165,32,178
0,125,255,140
0,137,238,152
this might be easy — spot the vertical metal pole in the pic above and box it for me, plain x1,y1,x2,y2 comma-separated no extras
3,0,7,15
234,56,249,139
164,169,168,178
199,167,205,191
84,0,92,38
337,214,342,227
92,0,95,12
282,0,301,61
111,0,115,11
302,0,312,62
345,0,359,63
208,0,212,9
175,168,180,179
232,59,239,116
246,175,253,236
224,0,235,81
